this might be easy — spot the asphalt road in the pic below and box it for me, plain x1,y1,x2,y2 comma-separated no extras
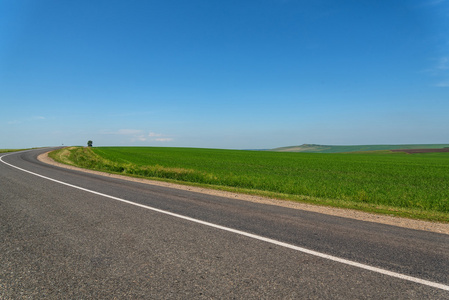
1,148,449,299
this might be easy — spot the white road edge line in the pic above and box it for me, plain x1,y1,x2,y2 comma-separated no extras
2,151,449,292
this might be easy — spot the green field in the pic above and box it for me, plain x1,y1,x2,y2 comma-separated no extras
50,146,449,222
271,144,449,153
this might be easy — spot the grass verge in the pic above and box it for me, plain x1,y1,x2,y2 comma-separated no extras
0,149,28,153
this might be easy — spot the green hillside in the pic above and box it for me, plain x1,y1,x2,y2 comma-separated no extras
270,144,449,153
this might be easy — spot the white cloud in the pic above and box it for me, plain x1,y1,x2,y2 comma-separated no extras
116,129,143,135
155,138,174,142
148,132,162,137
101,129,147,142
101,129,174,143
132,135,148,142
148,132,174,142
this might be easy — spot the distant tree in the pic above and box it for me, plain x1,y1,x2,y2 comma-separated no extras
87,140,93,147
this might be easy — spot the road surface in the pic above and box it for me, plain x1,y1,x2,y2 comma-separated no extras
1,148,449,299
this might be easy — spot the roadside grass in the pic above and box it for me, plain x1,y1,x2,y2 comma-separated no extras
0,149,28,153
48,147,80,165
49,147,449,222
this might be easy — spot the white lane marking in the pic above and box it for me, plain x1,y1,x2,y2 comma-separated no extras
2,152,449,292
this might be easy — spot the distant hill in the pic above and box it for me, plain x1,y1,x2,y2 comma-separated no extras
270,144,449,153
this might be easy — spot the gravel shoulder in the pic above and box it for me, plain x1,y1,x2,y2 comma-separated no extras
38,151,449,235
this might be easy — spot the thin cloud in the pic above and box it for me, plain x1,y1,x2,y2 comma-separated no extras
418,0,447,7
102,129,173,143
101,129,147,142
108,111,155,117
423,56,449,74
424,56,449,86
148,132,173,142
434,80,449,87
132,135,148,142
116,129,143,135
437,57,448,70
7,116,46,124
148,132,162,137
101,129,143,135
428,0,446,5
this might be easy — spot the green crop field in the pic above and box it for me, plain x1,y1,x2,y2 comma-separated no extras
50,146,449,222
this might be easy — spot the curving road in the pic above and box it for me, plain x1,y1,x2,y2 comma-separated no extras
1,148,449,299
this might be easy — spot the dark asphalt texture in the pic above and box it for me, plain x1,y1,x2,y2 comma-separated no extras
1,148,448,299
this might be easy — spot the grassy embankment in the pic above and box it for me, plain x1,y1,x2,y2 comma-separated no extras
49,147,449,222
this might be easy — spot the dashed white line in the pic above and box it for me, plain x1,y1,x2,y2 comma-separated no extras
2,151,449,292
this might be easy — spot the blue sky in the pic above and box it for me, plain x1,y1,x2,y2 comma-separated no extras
1,0,448,149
